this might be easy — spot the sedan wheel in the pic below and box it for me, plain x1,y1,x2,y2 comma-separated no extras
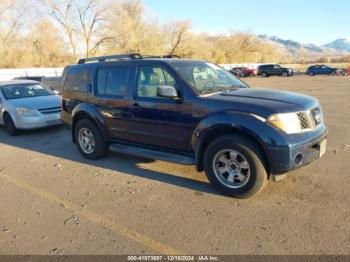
4,114,20,136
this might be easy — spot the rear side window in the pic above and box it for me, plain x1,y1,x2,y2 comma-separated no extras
64,68,89,92
97,67,129,97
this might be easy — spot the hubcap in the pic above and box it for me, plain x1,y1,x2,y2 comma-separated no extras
212,149,251,189
78,127,95,154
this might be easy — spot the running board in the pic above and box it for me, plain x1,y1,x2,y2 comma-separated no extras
109,144,195,165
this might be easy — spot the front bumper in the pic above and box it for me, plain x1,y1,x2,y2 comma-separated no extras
14,112,62,129
268,129,327,175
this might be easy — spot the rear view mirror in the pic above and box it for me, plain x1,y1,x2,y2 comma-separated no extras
157,85,179,99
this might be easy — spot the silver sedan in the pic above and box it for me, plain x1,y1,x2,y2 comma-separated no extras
0,80,62,136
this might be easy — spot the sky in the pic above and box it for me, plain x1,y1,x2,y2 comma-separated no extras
143,0,350,45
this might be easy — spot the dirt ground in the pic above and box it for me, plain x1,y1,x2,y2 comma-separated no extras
0,76,349,255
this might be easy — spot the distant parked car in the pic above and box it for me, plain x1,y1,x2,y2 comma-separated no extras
348,67,350,76
41,76,62,93
306,65,337,76
336,68,347,76
232,67,256,77
0,80,62,136
257,64,293,77
14,76,44,82
228,68,246,78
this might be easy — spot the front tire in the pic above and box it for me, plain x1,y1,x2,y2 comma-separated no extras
75,119,107,160
309,72,315,76
3,114,20,136
204,135,268,198
282,71,288,77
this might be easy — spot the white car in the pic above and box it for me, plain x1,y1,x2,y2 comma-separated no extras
0,80,62,136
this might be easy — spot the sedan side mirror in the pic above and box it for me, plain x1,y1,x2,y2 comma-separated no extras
157,85,179,99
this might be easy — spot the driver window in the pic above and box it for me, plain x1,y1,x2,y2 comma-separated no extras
136,66,176,98
273,65,280,69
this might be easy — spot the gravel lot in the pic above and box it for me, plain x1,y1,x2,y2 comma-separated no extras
0,76,349,255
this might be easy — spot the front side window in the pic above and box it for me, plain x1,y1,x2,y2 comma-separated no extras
1,84,54,100
64,68,89,92
169,61,247,94
136,66,176,98
97,67,129,97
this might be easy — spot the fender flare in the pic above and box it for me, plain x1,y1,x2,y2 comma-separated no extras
191,111,286,172
71,103,109,142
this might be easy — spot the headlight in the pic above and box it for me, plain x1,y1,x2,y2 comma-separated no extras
267,113,302,134
16,107,40,117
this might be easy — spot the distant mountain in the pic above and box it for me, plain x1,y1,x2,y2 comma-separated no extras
258,35,324,53
323,38,350,52
258,35,350,57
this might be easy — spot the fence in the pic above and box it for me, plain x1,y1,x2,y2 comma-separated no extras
0,64,265,81
0,68,63,81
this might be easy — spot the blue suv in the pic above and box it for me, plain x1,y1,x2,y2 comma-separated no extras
306,65,337,76
61,54,327,198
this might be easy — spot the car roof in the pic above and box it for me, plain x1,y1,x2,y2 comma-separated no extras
0,80,40,86
65,58,210,71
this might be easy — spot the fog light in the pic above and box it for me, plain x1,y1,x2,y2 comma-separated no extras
295,154,303,165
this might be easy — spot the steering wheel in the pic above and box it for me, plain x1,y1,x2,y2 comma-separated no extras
203,81,215,90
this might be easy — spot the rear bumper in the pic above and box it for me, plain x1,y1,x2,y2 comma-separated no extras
14,112,62,129
268,129,327,175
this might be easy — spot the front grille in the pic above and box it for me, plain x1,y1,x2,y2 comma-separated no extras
297,112,310,129
38,106,61,115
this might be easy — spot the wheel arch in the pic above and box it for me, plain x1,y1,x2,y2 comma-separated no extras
193,113,272,174
71,104,108,143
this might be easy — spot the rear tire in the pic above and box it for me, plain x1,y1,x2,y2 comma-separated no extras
309,72,315,76
261,72,268,78
75,119,107,160
3,114,20,136
204,134,268,199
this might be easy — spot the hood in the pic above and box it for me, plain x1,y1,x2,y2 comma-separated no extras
7,95,61,110
204,88,319,117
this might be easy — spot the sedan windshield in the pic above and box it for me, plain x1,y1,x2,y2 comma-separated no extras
1,84,54,100
169,61,248,94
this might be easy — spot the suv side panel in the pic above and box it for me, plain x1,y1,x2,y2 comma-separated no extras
61,65,92,126
89,63,132,141
126,61,194,152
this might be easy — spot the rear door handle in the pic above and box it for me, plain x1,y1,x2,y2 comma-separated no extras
133,103,141,112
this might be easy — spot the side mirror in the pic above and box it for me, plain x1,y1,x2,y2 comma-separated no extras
53,90,60,95
157,85,179,99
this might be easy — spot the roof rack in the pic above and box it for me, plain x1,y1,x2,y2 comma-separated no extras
143,55,180,59
78,53,143,64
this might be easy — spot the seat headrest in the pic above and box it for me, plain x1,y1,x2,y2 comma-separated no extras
149,73,160,85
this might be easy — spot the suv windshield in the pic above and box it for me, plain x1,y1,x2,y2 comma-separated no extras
169,61,248,94
1,84,54,100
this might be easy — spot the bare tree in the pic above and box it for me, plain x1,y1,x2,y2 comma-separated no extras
0,0,24,45
165,20,191,56
74,0,111,58
46,0,77,60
